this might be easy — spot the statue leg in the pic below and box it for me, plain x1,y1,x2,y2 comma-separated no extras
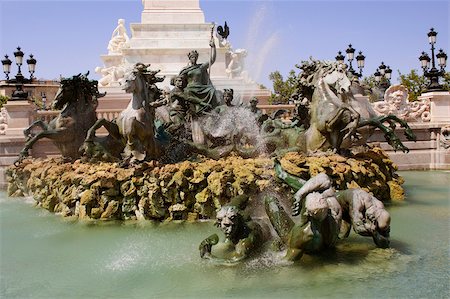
191,119,205,144
85,118,120,142
186,141,233,160
16,130,60,164
234,145,259,159
23,120,49,139
358,117,409,152
81,119,124,161
380,115,416,142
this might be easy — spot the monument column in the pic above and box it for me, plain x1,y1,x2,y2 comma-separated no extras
141,0,205,24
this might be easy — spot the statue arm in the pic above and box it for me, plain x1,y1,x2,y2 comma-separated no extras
199,234,219,259
149,98,168,108
199,233,251,264
210,40,217,65
179,68,188,76
111,27,119,38
186,95,211,107
273,118,298,129
293,173,333,215
234,236,254,261
285,248,304,262
233,223,262,262
123,29,130,42
202,39,217,69
350,201,372,236
327,195,342,229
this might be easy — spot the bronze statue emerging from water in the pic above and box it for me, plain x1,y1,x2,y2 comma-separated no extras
271,159,391,252
199,195,264,264
265,172,342,261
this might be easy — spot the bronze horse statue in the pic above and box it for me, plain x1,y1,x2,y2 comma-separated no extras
82,63,167,164
211,59,416,159
16,73,104,164
297,59,416,153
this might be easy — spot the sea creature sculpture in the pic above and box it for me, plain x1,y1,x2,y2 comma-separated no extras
199,195,264,264
265,172,342,261
273,159,391,249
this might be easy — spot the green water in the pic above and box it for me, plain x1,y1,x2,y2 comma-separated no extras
1,171,449,298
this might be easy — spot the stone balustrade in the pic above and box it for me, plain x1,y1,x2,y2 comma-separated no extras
32,109,122,123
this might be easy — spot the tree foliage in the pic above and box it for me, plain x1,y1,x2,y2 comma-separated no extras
0,95,8,109
268,70,298,104
398,70,450,101
398,69,428,101
442,72,450,91
361,75,377,89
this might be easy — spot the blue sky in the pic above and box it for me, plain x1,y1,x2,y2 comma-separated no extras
1,0,449,90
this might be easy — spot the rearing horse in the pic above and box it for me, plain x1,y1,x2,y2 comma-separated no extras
83,63,166,164
298,59,415,153
301,60,360,152
16,73,103,164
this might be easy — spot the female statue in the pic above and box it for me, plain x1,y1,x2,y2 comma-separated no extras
178,38,219,144
107,19,130,54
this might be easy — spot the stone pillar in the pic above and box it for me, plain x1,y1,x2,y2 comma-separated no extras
3,100,35,136
141,0,205,24
418,91,450,122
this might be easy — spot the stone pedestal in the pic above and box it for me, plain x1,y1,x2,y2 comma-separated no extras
98,0,271,101
141,0,205,24
419,91,450,122
3,101,34,136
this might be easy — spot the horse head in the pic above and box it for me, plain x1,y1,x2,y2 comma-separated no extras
120,63,164,107
321,62,351,95
52,73,101,110
52,74,81,110
120,63,149,94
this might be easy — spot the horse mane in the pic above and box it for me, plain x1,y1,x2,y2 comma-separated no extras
132,63,165,85
57,73,104,108
129,63,165,104
295,58,346,101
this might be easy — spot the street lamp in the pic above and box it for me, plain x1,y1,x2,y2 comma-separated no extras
374,61,392,91
419,28,447,92
335,44,365,77
1,46,37,100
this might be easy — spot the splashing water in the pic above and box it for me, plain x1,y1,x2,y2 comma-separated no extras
1,171,449,298
243,2,280,94
200,106,267,153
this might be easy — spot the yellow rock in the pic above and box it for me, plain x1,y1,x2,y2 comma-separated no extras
388,180,405,201
80,189,95,205
195,188,210,203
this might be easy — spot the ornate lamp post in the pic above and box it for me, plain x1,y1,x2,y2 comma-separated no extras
419,28,447,92
335,44,365,77
374,61,392,92
1,47,37,100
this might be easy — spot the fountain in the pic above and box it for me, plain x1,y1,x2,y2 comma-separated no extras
1,2,449,297
6,49,413,265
